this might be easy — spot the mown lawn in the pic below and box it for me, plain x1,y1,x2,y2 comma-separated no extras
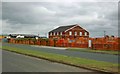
67,48,119,55
2,46,119,73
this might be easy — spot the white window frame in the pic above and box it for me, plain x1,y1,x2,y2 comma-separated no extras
80,32,82,36
75,32,77,36
57,32,59,35
54,32,56,36
50,33,52,36
60,32,62,35
85,32,87,36
69,31,72,35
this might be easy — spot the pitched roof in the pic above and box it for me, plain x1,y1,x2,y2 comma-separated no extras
49,24,80,33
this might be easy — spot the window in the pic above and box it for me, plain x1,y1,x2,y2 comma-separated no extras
60,32,62,35
54,32,56,36
57,32,59,35
85,32,87,36
50,33,52,36
69,31,72,35
80,32,82,36
75,32,77,36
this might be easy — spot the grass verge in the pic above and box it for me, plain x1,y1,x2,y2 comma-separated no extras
66,48,119,55
2,46,119,73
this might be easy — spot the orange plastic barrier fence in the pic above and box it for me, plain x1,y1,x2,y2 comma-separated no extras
8,37,119,51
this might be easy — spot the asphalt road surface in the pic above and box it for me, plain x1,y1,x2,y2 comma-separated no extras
2,50,94,72
3,43,119,63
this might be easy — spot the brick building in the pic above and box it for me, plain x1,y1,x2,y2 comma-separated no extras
49,24,89,39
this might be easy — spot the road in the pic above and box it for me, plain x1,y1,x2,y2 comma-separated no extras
3,43,119,63
2,50,94,72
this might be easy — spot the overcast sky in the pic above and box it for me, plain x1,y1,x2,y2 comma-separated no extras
1,0,119,37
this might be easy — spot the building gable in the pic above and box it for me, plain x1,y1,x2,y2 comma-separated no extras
65,25,87,32
49,24,88,33
49,25,77,33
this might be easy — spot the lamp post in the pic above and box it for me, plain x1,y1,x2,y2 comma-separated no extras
104,31,106,37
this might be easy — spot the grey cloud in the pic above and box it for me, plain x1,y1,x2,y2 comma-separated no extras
2,2,118,37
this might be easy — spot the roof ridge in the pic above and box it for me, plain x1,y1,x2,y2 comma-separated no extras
49,24,79,33
59,24,78,27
